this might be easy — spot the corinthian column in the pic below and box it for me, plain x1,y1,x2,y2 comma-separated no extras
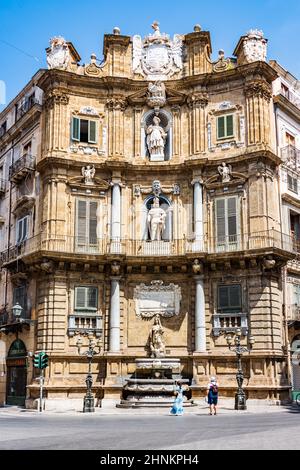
106,97,127,157
192,177,204,251
188,92,208,156
195,276,206,352
109,276,121,352
245,80,272,146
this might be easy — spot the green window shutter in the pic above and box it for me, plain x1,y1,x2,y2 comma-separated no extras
227,197,237,239
88,120,97,144
72,117,80,141
218,286,229,310
87,287,98,310
77,200,87,244
89,201,98,245
75,287,87,310
216,198,226,243
226,115,234,137
229,285,241,310
217,116,225,139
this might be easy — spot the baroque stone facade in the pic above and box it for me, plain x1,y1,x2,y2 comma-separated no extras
0,23,297,409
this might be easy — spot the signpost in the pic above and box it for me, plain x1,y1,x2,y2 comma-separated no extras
33,352,49,412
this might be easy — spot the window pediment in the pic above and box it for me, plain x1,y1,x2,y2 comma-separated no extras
12,195,35,216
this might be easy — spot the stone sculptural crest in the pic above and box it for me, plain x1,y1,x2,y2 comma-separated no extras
243,30,267,63
133,21,183,80
47,36,70,70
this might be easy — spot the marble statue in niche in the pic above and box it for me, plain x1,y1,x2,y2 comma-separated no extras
146,116,167,160
148,197,167,241
149,314,166,358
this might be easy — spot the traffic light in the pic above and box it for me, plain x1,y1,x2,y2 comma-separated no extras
33,353,41,369
33,352,49,369
40,353,49,370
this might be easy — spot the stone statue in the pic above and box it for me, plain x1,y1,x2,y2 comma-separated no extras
46,36,70,70
148,197,167,241
146,116,167,160
149,314,166,358
147,81,166,108
218,162,232,183
82,165,96,185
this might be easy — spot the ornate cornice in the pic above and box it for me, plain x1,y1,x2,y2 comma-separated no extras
106,96,128,111
44,91,69,109
245,80,272,100
187,92,209,109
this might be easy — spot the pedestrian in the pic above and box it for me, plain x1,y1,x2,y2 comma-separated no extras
207,376,219,415
170,380,188,416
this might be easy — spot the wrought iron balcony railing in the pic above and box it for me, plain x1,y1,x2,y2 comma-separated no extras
16,97,40,121
9,154,35,183
0,229,296,266
281,145,300,170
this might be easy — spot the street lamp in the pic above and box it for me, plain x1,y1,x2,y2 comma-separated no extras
225,328,255,410
12,302,23,321
76,332,102,413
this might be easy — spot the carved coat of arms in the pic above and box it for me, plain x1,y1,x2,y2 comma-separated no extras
133,22,183,80
46,36,70,70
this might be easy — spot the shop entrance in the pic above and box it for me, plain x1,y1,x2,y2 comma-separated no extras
6,339,27,406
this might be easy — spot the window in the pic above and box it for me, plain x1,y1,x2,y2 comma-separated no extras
281,83,289,99
75,286,98,312
23,141,32,156
16,215,29,244
13,285,27,317
0,121,7,138
286,132,295,147
217,115,234,140
215,196,238,250
218,285,242,313
288,174,298,193
76,199,98,251
72,117,97,144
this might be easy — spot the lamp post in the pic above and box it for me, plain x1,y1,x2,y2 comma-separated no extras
12,302,23,321
76,333,102,413
225,328,255,410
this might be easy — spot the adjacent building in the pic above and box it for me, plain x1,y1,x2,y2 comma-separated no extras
0,24,298,409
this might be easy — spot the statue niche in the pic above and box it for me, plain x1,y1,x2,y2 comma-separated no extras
143,110,172,162
144,195,172,241
149,315,166,358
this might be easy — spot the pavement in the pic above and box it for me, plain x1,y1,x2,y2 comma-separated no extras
0,404,299,450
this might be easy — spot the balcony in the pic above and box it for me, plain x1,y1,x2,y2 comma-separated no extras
280,89,300,110
68,313,102,338
281,145,300,171
16,97,40,121
9,154,35,183
287,305,300,323
0,229,296,267
0,179,6,195
213,313,248,337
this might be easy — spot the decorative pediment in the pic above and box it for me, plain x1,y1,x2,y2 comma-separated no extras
205,171,247,189
68,176,110,192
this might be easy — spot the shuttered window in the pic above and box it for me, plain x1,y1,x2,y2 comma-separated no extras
76,200,98,250
71,117,97,144
215,197,238,249
288,174,298,193
217,115,234,139
218,285,242,313
16,216,29,244
75,287,98,311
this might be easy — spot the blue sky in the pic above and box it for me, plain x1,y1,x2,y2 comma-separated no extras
0,0,300,111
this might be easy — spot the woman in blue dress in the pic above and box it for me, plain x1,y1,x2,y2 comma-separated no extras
170,381,187,416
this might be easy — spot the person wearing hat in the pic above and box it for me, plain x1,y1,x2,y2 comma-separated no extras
207,376,219,415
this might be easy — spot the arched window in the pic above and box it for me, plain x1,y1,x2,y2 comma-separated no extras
141,195,173,241
8,339,27,358
142,110,172,161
